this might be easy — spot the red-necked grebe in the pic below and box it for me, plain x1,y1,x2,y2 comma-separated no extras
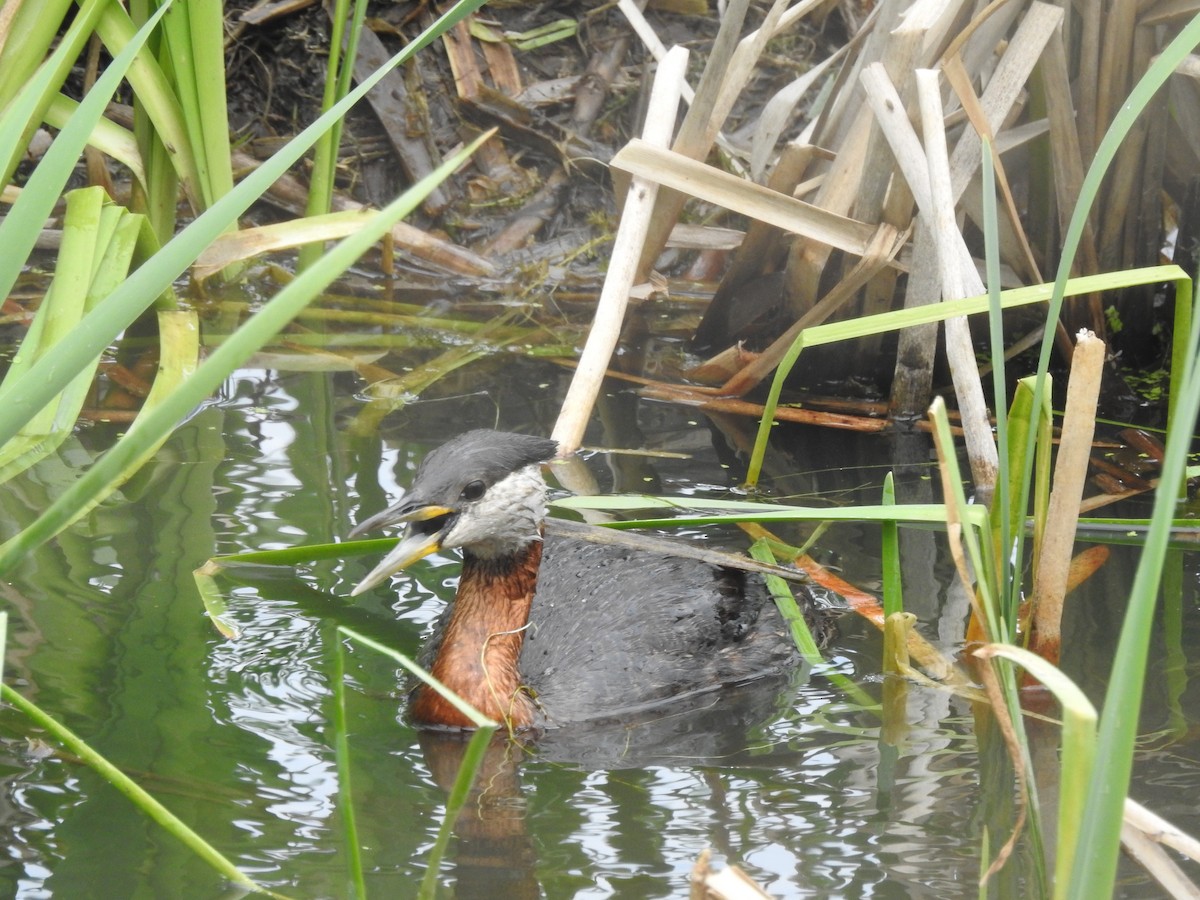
350,429,805,730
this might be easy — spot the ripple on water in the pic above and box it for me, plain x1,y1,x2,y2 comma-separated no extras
206,597,337,855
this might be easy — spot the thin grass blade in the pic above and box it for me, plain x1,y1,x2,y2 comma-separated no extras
749,538,824,663
340,626,496,729
1042,12,1200,895
330,632,366,898
745,265,1188,486
417,727,498,899
1067,275,1200,897
981,139,1012,597
0,684,272,894
976,644,1097,900
881,472,902,617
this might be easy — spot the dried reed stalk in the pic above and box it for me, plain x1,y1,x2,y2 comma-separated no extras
1031,330,1105,665
916,67,998,499
599,0,1183,473
633,0,757,278
551,46,689,453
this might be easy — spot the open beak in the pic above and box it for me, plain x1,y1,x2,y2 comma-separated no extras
348,502,455,596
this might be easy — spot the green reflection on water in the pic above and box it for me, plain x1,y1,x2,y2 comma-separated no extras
0,362,1194,898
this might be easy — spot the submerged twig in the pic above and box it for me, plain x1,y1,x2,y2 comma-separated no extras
481,168,569,256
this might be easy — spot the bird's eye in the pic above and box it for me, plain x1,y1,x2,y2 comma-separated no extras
460,480,486,502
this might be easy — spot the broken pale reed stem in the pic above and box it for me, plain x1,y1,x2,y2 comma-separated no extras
859,63,939,418
551,45,688,454
1124,797,1200,866
1120,818,1200,900
915,67,998,501
1031,330,1104,665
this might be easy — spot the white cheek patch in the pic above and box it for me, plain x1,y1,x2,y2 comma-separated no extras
442,464,547,557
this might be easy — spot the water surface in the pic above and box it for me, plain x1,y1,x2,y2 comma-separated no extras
1,352,1197,897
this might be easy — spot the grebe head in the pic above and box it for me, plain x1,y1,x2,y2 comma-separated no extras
349,430,558,595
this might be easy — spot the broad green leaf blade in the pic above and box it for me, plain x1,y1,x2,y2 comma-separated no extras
0,191,142,484
0,0,488,452
0,0,110,186
1063,11,1200,897
0,131,491,573
22,308,200,535
0,0,173,302
93,2,203,205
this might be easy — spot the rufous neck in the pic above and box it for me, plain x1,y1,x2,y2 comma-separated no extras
410,540,543,729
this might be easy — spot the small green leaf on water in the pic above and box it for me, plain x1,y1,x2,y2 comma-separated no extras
194,561,241,639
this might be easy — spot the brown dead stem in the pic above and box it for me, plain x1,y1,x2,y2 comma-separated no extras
1030,331,1105,666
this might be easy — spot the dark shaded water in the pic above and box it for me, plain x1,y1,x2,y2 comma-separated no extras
1,351,1198,897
